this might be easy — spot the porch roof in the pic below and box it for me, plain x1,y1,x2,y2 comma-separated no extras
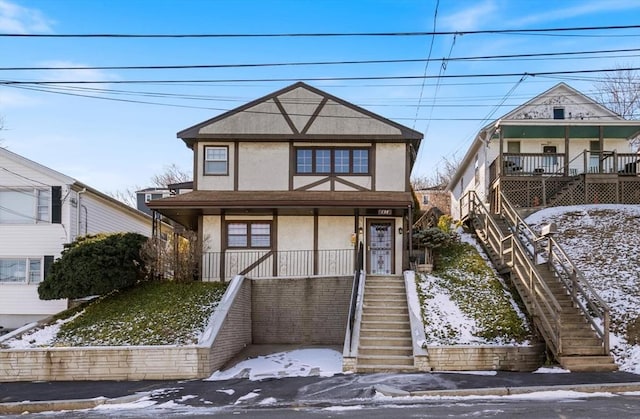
494,119,640,140
148,190,413,229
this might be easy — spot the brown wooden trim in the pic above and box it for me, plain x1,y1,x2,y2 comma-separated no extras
313,209,319,275
220,211,226,281
240,251,274,276
334,177,369,191
234,142,239,191
197,216,204,280
405,143,410,192
288,142,294,191
186,133,416,141
193,146,199,190
294,176,331,191
301,97,328,134
371,144,376,191
273,96,300,135
272,209,278,277
353,209,359,271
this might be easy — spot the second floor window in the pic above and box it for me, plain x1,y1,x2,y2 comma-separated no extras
0,188,50,224
204,146,228,175
295,148,369,175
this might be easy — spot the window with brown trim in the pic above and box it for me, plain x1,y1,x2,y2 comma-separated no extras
295,148,369,175
227,222,272,248
204,146,228,175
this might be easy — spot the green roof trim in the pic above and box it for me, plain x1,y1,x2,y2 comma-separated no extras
499,124,640,139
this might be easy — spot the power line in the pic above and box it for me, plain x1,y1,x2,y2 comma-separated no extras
2,24,640,38
2,47,639,72
412,0,440,130
3,66,639,85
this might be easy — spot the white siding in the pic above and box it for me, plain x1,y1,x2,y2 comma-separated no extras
80,193,151,236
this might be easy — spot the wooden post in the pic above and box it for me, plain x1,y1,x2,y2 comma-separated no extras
599,126,604,174
564,125,570,176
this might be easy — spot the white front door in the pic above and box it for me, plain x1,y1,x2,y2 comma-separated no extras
367,220,394,275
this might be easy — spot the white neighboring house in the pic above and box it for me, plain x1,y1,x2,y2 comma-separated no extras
447,83,640,218
0,147,156,330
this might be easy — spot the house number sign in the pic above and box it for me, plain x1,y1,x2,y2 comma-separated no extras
377,209,392,215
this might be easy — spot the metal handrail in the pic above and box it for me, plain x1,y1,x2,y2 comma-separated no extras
346,242,365,354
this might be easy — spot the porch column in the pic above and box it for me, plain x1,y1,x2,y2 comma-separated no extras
599,126,604,173
564,125,570,176
353,208,360,271
498,128,504,176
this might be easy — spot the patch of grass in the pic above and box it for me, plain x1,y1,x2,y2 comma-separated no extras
418,242,531,344
54,281,227,346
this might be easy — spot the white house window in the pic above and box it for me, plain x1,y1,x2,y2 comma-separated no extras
227,222,271,249
0,258,43,283
295,148,370,175
204,146,228,175
0,188,50,224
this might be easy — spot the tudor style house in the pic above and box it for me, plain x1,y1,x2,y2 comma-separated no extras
149,82,422,281
448,83,640,218
0,148,158,330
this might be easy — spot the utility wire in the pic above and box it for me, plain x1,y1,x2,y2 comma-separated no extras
2,24,640,38
412,0,440,130
2,47,639,72
3,66,639,85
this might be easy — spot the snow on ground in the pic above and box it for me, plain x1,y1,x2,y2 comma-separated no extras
1,311,83,349
525,204,640,373
207,348,343,381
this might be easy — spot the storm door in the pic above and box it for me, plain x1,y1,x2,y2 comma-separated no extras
367,220,394,275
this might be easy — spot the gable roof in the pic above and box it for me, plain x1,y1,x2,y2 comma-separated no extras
177,82,423,147
446,82,640,191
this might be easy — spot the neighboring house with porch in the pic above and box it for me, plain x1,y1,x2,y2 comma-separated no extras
149,82,422,281
448,83,640,218
0,148,157,330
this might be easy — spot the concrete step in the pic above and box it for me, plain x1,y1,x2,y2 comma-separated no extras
359,328,412,338
356,365,418,373
363,298,407,306
357,355,414,367
358,345,413,357
363,307,408,315
359,336,413,347
559,355,617,372
364,288,406,296
360,320,410,329
362,313,409,323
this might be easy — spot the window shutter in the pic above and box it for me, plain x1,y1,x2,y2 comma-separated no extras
44,255,54,279
51,186,62,224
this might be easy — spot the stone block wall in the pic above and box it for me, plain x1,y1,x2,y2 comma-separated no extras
251,276,352,345
426,343,545,371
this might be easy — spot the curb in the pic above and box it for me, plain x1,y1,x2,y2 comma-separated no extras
405,382,640,397
0,393,146,415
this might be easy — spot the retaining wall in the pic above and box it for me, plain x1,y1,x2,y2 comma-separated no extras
427,343,546,371
252,276,352,344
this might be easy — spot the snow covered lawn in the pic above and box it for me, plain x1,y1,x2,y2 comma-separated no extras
526,204,640,373
415,235,532,345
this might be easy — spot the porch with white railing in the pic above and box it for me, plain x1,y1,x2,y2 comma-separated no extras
201,248,356,281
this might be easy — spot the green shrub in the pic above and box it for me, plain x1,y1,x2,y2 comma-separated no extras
38,233,148,300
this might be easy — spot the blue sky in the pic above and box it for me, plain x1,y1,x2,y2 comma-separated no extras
1,0,639,195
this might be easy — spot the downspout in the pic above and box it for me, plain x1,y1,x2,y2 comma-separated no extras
76,188,86,239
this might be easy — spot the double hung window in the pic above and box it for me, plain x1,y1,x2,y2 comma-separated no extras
227,222,272,249
204,146,228,175
0,258,43,283
0,188,50,224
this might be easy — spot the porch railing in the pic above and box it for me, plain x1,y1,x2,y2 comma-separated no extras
491,150,639,182
202,248,355,281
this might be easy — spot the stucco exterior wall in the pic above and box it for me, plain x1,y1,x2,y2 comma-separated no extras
277,216,314,251
318,216,354,250
238,143,289,191
251,276,352,344
375,143,406,191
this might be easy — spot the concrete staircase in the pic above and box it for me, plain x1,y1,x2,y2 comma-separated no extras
356,276,416,373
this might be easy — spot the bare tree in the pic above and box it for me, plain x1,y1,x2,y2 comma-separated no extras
411,154,461,190
594,67,640,120
109,164,192,207
150,163,191,188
